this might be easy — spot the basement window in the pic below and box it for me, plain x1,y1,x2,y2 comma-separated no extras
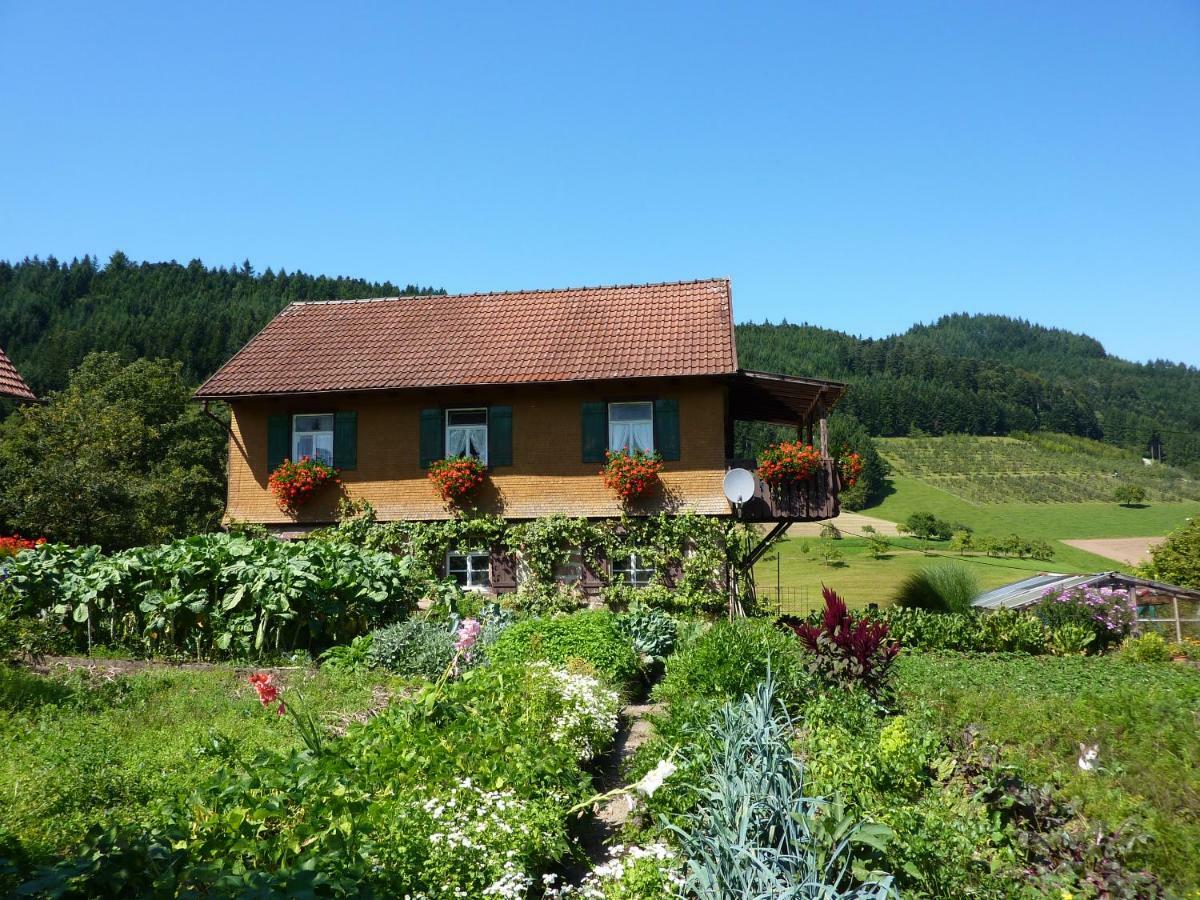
612,552,654,588
447,551,491,590
292,414,334,465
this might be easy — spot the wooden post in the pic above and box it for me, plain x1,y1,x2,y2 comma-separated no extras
1129,587,1141,635
817,402,828,457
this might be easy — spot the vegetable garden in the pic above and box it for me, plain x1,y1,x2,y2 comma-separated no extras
1,516,1199,897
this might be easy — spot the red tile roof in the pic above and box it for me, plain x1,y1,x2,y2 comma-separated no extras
0,347,36,402
196,279,738,398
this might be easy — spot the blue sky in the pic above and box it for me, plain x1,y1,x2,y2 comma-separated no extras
2,1,1197,364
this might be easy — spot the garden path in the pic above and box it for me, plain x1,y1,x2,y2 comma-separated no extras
560,701,662,884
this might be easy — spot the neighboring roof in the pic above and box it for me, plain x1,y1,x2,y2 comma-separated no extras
196,279,740,398
973,571,1200,611
729,370,848,424
972,573,1094,610
0,347,36,402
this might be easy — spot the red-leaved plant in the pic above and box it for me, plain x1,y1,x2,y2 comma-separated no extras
757,441,822,486
601,449,663,503
0,535,47,558
781,586,900,695
268,457,340,512
837,451,864,489
428,456,486,505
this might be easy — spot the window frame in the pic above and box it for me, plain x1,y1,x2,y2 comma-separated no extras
607,400,655,454
612,551,655,588
291,413,335,465
445,407,489,465
446,550,491,591
553,549,585,585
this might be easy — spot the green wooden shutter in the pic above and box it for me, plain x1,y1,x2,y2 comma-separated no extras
488,405,513,467
267,414,290,471
581,402,607,463
419,407,444,468
654,398,680,461
333,411,357,470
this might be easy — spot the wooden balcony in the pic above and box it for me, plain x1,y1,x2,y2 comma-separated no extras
725,458,840,523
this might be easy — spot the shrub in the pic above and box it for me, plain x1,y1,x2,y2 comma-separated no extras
898,511,956,541
503,580,587,617
782,587,900,696
654,618,810,711
616,606,678,662
1,534,422,658
367,619,456,677
1121,632,1173,663
486,610,640,687
976,608,1049,654
1141,517,1200,589
1033,585,1137,651
528,662,620,762
893,563,979,613
1048,623,1095,656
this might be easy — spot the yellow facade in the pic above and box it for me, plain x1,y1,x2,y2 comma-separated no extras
224,377,733,525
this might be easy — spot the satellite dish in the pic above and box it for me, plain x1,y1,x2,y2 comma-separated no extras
723,468,757,505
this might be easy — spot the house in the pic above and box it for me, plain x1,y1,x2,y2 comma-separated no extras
0,347,36,403
195,279,847,590
973,571,1200,641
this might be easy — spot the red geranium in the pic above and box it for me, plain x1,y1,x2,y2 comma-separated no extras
757,441,821,486
428,456,486,505
601,449,663,503
268,457,339,512
0,535,47,558
837,451,864,489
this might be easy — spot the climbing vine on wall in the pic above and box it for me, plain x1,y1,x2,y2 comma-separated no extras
311,501,756,612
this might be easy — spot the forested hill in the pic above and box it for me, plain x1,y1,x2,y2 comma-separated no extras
736,315,1200,470
2,255,1198,468
0,254,443,392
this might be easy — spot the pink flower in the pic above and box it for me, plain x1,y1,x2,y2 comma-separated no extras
248,672,281,707
455,618,482,655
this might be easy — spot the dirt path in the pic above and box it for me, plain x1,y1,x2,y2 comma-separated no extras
1062,537,1165,567
787,511,901,537
559,701,663,883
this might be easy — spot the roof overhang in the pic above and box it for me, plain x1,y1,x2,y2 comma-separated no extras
728,369,848,425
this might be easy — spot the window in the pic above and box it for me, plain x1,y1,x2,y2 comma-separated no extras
612,552,654,588
608,401,654,453
554,550,585,584
447,551,491,590
446,408,488,463
293,414,334,464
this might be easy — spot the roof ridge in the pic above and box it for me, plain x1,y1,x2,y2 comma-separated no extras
286,277,730,307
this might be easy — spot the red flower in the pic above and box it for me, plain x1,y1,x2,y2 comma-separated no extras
757,441,821,486
601,450,663,502
428,456,486,505
268,458,338,512
248,672,281,707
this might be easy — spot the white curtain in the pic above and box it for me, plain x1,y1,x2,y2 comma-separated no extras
447,426,486,459
610,421,653,453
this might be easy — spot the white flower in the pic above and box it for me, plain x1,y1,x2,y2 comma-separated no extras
634,758,677,797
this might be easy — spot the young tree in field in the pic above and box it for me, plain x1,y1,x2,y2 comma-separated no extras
1114,484,1148,507
861,524,891,560
949,529,974,555
0,353,226,549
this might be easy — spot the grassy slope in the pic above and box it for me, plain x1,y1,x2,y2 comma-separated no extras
898,653,1200,892
754,438,1200,611
0,666,409,862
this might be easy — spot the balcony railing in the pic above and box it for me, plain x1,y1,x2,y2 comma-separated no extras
725,458,840,523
